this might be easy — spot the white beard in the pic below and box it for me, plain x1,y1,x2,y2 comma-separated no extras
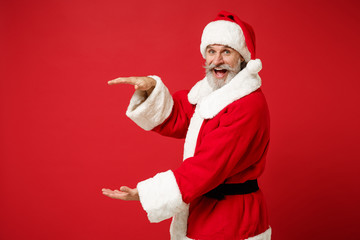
206,70,237,90
205,59,242,90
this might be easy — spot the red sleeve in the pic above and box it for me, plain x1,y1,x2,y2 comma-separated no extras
152,90,196,139
173,94,270,203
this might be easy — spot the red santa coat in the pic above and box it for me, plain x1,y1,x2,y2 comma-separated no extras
126,59,271,240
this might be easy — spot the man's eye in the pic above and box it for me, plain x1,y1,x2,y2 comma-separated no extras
208,50,215,54
224,50,230,54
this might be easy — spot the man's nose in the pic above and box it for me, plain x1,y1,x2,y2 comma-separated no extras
213,53,224,65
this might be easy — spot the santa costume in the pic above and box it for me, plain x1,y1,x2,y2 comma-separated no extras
126,11,272,240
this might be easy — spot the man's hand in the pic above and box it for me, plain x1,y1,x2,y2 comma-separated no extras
108,76,156,95
102,186,140,201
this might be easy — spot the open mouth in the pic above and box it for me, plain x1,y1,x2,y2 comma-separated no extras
213,68,228,79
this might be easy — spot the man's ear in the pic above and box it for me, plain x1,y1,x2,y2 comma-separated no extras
240,55,245,62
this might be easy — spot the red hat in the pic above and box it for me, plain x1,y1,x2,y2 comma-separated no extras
200,11,256,62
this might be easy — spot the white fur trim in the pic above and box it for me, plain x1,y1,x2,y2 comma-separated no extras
246,227,272,240
169,106,205,240
137,170,188,223
126,75,174,131
170,205,191,240
188,59,262,119
183,105,204,160
187,77,213,105
200,20,251,62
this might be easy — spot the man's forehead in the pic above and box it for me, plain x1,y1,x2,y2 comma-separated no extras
206,44,234,49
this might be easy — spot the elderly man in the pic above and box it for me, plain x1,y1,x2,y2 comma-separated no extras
102,11,271,240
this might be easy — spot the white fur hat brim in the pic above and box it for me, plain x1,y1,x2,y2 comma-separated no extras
200,20,251,62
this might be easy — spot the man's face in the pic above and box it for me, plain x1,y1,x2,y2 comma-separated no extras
204,44,244,89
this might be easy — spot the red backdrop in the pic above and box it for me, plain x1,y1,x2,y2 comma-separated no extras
1,0,360,239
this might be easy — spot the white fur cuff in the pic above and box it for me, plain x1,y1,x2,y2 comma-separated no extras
126,75,174,131
137,170,188,223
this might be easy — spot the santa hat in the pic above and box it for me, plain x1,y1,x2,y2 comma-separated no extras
200,11,256,63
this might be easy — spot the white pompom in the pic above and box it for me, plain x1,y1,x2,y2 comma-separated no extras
246,59,262,74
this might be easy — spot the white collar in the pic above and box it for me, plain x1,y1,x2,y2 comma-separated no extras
188,59,263,119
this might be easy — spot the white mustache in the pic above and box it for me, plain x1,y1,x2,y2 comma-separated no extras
204,63,234,72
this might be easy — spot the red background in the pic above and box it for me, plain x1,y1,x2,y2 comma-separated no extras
1,0,360,239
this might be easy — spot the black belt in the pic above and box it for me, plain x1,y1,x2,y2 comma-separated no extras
204,179,259,200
